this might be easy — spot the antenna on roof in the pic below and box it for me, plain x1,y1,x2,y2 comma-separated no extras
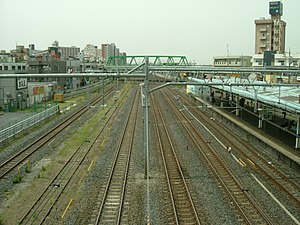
227,44,230,66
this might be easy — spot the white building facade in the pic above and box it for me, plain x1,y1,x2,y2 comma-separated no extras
252,54,300,67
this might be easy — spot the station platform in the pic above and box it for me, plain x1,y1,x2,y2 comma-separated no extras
195,97,300,170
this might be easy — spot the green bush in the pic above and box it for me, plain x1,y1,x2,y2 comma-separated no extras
13,174,23,184
25,164,31,173
0,214,4,225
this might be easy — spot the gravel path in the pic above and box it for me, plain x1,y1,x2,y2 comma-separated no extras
1,85,299,224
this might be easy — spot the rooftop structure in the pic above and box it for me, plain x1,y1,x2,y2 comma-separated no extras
213,56,252,67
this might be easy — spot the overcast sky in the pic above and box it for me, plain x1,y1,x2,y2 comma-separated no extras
0,0,299,64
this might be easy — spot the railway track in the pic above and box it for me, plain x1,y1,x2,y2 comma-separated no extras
159,89,275,225
0,86,115,180
173,88,300,210
18,85,128,225
90,86,139,225
19,140,95,224
151,93,201,224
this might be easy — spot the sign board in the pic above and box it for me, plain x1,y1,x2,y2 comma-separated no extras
16,78,28,90
230,73,240,77
33,86,45,95
269,1,283,16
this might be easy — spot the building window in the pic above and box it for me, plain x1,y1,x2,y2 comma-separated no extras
0,66,2,70
22,65,26,70
18,65,22,70
256,60,263,66
4,66,8,70
12,65,16,70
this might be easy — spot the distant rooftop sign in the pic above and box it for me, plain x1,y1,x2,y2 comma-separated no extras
269,1,283,16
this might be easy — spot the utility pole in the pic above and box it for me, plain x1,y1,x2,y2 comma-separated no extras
143,56,150,224
227,44,229,67
144,56,149,178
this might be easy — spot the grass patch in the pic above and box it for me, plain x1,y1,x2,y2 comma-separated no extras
25,164,31,173
37,173,42,179
35,164,49,179
59,108,109,155
0,214,4,225
13,174,23,184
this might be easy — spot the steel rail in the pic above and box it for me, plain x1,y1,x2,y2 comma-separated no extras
18,86,124,224
94,87,139,225
152,93,201,224
176,89,300,209
162,88,275,225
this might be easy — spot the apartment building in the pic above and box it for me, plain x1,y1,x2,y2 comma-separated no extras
101,43,126,63
58,46,80,59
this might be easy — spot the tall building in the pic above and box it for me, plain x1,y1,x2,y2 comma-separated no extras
58,46,80,59
51,41,80,59
83,44,100,60
101,43,119,61
102,43,116,61
101,44,112,62
255,1,286,54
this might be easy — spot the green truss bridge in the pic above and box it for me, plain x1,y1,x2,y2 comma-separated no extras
106,55,189,68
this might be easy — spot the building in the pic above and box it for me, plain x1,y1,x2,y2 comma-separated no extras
58,46,80,59
101,43,126,63
0,51,28,111
255,1,286,54
50,41,80,59
83,44,101,61
10,45,29,62
0,50,10,61
101,44,112,62
27,60,66,75
27,49,67,90
252,53,300,67
213,56,252,67
0,62,27,72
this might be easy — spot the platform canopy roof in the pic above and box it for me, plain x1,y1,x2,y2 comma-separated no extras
190,77,300,115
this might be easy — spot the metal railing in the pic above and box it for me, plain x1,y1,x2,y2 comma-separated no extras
0,105,59,143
